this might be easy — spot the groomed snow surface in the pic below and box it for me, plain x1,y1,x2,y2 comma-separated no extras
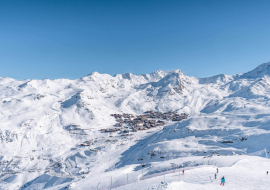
1,62,270,189
167,157,270,190
71,156,270,190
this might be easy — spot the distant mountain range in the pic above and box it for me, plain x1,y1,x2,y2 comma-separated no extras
1,62,270,189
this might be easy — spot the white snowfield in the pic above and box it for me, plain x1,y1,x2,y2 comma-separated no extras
1,62,270,189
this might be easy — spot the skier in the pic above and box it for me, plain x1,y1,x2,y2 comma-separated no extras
182,170,184,175
220,176,225,186
267,171,268,175
215,173,217,179
217,168,218,173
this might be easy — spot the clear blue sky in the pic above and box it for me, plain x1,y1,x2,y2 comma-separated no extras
1,0,270,80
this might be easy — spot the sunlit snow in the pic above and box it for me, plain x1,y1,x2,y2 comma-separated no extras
1,63,270,189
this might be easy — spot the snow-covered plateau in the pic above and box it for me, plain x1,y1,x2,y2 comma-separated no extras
1,62,270,189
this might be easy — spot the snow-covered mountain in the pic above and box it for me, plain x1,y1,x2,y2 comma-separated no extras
1,62,270,189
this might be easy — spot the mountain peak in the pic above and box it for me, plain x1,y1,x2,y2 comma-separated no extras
242,61,270,78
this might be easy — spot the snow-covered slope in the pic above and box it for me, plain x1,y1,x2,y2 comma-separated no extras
1,62,270,189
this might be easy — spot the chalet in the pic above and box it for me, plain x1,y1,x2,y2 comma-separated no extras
67,124,82,130
172,117,182,121
101,128,122,132
80,142,91,146
115,123,122,127
123,129,129,133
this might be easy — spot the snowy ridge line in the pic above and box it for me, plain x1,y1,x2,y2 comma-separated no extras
2,62,270,189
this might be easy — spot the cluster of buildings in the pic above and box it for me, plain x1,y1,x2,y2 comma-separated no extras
132,119,165,132
100,128,122,133
109,111,188,132
144,111,188,121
